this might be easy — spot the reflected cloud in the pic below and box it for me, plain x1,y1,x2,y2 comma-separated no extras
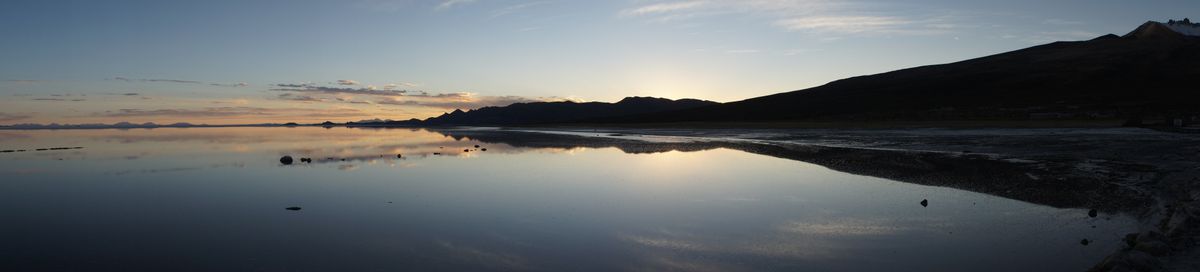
778,219,908,236
433,240,531,270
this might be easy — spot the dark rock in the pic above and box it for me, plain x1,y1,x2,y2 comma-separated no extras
464,149,470,152
1124,233,1139,247
285,206,302,211
300,158,312,163
280,156,294,165
920,199,928,207
397,154,403,158
1089,209,1098,218
0,150,12,153
1081,239,1090,245
474,145,480,148
1136,230,1164,243
433,152,441,155
481,148,487,151
1123,251,1159,271
1134,241,1170,256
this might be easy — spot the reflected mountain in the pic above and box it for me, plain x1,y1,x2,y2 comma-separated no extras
427,128,1150,212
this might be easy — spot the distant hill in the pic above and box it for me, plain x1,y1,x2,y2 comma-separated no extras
601,20,1200,126
402,97,718,126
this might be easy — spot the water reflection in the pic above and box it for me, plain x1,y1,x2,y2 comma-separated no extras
0,127,1137,271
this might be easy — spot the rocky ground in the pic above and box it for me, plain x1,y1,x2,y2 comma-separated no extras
497,127,1200,272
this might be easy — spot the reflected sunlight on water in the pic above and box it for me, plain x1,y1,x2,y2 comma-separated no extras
0,127,1136,271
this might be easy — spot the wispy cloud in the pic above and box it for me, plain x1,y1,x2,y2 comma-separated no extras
273,84,412,96
113,77,202,84
621,0,950,35
33,98,87,102
376,94,550,110
113,77,248,87
621,1,706,17
276,93,326,102
209,82,249,87
436,0,476,10
336,79,359,85
95,107,366,118
0,112,33,122
775,16,911,33
2,79,46,83
491,1,552,18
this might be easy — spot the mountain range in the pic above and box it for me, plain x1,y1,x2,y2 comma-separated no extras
366,20,1200,128
603,20,1200,125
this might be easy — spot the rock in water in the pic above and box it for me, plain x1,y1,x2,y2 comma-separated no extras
920,199,928,207
285,206,302,211
397,154,403,158
280,156,294,165
1081,239,1090,246
300,158,312,163
474,145,480,148
1088,209,1098,218
481,148,487,151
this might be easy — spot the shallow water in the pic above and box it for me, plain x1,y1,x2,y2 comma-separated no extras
0,127,1135,271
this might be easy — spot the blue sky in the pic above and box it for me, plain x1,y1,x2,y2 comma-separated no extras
1,0,1196,124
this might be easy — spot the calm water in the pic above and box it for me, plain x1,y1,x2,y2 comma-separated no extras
0,127,1134,271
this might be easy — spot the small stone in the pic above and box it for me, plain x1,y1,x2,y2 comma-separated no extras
300,158,312,163
433,152,441,155
1088,209,1098,218
481,148,487,151
280,156,294,165
397,154,403,158
920,199,928,207
474,145,480,148
1080,239,1090,245
285,206,302,211
464,149,470,152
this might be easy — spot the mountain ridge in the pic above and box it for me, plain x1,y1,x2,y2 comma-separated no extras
593,20,1200,126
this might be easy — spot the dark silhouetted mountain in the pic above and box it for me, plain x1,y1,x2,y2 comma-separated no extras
420,97,718,126
602,20,1200,125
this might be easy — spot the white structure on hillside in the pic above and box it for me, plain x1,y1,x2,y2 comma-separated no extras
1165,18,1200,36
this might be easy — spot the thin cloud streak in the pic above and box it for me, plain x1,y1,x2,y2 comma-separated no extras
95,107,366,118
113,77,248,87
621,0,950,35
436,0,475,10
0,112,33,122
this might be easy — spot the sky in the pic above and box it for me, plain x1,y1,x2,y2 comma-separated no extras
2,0,1196,125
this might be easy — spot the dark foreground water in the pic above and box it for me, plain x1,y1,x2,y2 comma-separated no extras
0,127,1134,271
